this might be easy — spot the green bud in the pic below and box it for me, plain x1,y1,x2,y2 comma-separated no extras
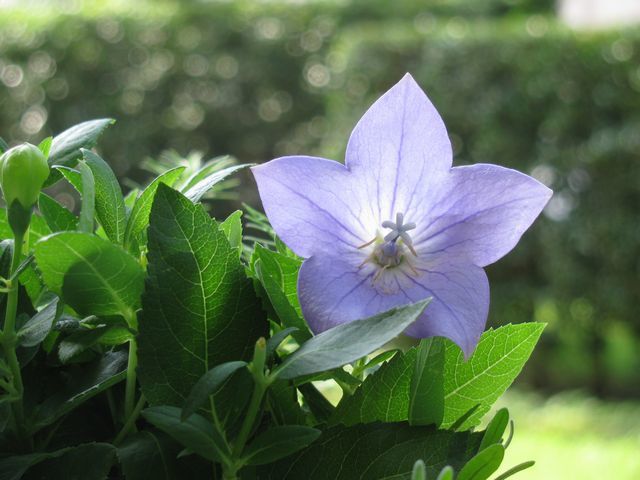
0,142,49,209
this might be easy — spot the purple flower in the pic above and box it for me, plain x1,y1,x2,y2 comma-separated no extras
252,74,552,356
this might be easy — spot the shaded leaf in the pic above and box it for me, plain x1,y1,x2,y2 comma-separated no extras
34,232,144,318
409,338,445,426
275,300,429,380
17,298,60,347
242,426,321,466
38,193,78,232
137,185,266,408
82,149,126,243
263,422,481,479
117,430,181,480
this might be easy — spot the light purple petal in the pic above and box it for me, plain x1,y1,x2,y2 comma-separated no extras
345,73,452,223
297,254,489,356
412,164,553,267
251,156,373,258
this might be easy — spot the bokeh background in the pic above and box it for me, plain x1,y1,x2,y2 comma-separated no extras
1,0,639,477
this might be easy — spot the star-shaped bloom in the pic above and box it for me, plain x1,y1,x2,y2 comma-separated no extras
252,74,552,356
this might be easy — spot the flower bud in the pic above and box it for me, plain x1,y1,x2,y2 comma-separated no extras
0,143,49,209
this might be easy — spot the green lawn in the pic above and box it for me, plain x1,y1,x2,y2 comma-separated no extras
492,391,640,479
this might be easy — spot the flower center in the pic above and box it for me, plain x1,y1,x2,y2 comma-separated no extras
358,212,418,282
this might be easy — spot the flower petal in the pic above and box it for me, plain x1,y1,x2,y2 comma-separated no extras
345,73,452,222
251,156,372,258
403,257,489,358
413,164,553,267
298,253,488,356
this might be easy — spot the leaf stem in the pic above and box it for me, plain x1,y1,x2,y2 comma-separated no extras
114,394,146,445
0,233,26,439
124,338,138,421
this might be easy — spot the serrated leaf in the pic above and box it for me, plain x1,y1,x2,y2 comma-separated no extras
410,337,445,426
442,323,545,430
181,361,248,420
48,119,114,168
142,406,230,463
137,185,266,408
242,426,321,466
34,232,144,318
183,163,251,203
219,210,243,255
479,408,509,451
38,193,78,232
82,149,126,243
123,167,185,254
274,300,429,380
457,444,504,480
31,351,127,431
262,423,481,479
331,349,416,426
17,298,60,347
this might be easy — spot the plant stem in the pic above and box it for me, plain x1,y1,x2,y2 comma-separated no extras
1,233,26,438
232,379,266,458
113,394,146,445
124,338,138,421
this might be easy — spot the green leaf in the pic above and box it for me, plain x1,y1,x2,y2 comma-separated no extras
34,231,144,318
17,298,60,347
253,244,304,317
82,149,126,243
266,380,308,426
0,210,51,244
242,426,321,466
298,383,335,423
142,406,230,463
479,408,510,451
48,119,114,168
262,422,481,479
219,210,243,255
253,257,310,344
442,323,545,430
117,431,181,480
183,163,251,202
493,461,535,480
38,136,52,157
76,161,96,233
457,444,504,480
181,361,248,421
0,443,115,480
0,137,8,153
409,338,445,427
30,351,127,431
38,193,78,232
266,327,298,358
331,349,416,426
137,184,266,408
274,300,430,380
123,166,186,254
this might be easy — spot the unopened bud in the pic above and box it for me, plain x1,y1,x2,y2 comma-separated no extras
0,143,49,210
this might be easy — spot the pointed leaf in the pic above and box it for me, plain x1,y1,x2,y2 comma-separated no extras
219,210,243,254
493,461,535,480
436,466,454,480
17,298,60,347
117,431,181,480
442,323,545,430
183,163,251,203
82,149,126,243
38,136,52,157
48,119,114,168
412,460,427,480
34,232,144,318
181,361,248,420
137,185,266,408
38,193,78,232
275,300,430,380
142,406,229,463
123,167,185,253
242,426,321,466
75,161,96,233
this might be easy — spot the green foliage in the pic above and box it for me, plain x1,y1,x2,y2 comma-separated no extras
136,185,267,407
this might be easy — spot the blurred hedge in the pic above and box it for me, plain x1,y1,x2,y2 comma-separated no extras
1,1,639,396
